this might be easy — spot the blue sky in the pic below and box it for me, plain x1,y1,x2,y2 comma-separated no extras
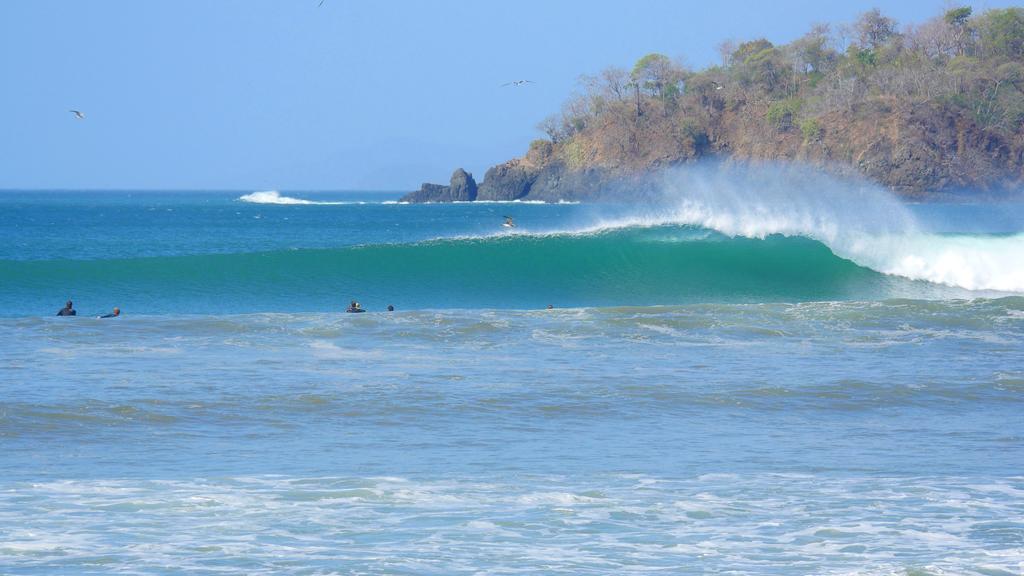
0,0,1016,191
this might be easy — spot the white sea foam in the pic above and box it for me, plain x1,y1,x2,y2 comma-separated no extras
237,191,361,205
663,166,1023,293
3,474,1020,574
648,165,1024,292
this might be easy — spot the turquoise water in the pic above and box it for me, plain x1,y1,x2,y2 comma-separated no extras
1,189,1023,574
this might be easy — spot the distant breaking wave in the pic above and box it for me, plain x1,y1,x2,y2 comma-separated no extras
238,191,357,205
238,191,579,206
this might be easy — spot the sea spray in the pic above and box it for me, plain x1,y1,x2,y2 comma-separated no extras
622,163,1024,292
238,190,361,205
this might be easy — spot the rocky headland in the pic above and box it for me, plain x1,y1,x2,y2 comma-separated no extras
403,6,1024,203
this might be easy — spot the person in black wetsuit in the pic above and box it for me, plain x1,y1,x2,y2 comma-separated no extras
98,307,120,318
346,300,365,313
57,300,76,316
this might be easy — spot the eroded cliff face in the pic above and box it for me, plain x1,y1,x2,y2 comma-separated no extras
476,160,535,201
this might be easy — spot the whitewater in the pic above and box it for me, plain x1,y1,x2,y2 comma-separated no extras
1,179,1022,575
238,190,362,205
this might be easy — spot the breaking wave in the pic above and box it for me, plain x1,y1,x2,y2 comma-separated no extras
237,191,356,205
519,164,1024,293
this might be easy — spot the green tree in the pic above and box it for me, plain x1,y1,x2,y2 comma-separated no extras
731,39,790,95
631,53,684,99
765,98,802,131
945,6,972,27
789,24,836,75
944,6,974,57
855,8,897,50
732,39,774,63
630,53,686,118
979,8,1024,60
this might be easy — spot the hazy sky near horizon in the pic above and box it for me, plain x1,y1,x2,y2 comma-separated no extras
1,0,1017,191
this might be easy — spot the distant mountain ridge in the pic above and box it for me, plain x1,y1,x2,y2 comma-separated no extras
404,5,1024,202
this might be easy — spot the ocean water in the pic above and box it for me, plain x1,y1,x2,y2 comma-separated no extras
1,184,1023,575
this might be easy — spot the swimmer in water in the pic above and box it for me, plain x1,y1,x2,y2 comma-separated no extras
56,300,76,316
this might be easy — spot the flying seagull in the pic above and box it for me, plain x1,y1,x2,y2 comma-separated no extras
502,80,534,87
69,110,85,120
318,0,325,6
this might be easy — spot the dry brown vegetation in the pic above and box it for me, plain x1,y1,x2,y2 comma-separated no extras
533,6,1024,196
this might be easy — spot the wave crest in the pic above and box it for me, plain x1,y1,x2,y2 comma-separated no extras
564,164,1023,293
238,191,354,205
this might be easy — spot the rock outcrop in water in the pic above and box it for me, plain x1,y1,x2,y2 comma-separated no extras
448,168,477,201
401,168,477,203
404,6,1024,202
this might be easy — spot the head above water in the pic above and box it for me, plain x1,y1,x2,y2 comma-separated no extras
387,304,394,312
65,300,73,309
113,307,120,316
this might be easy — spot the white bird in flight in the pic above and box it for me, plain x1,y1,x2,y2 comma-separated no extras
69,110,85,120
502,80,534,87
